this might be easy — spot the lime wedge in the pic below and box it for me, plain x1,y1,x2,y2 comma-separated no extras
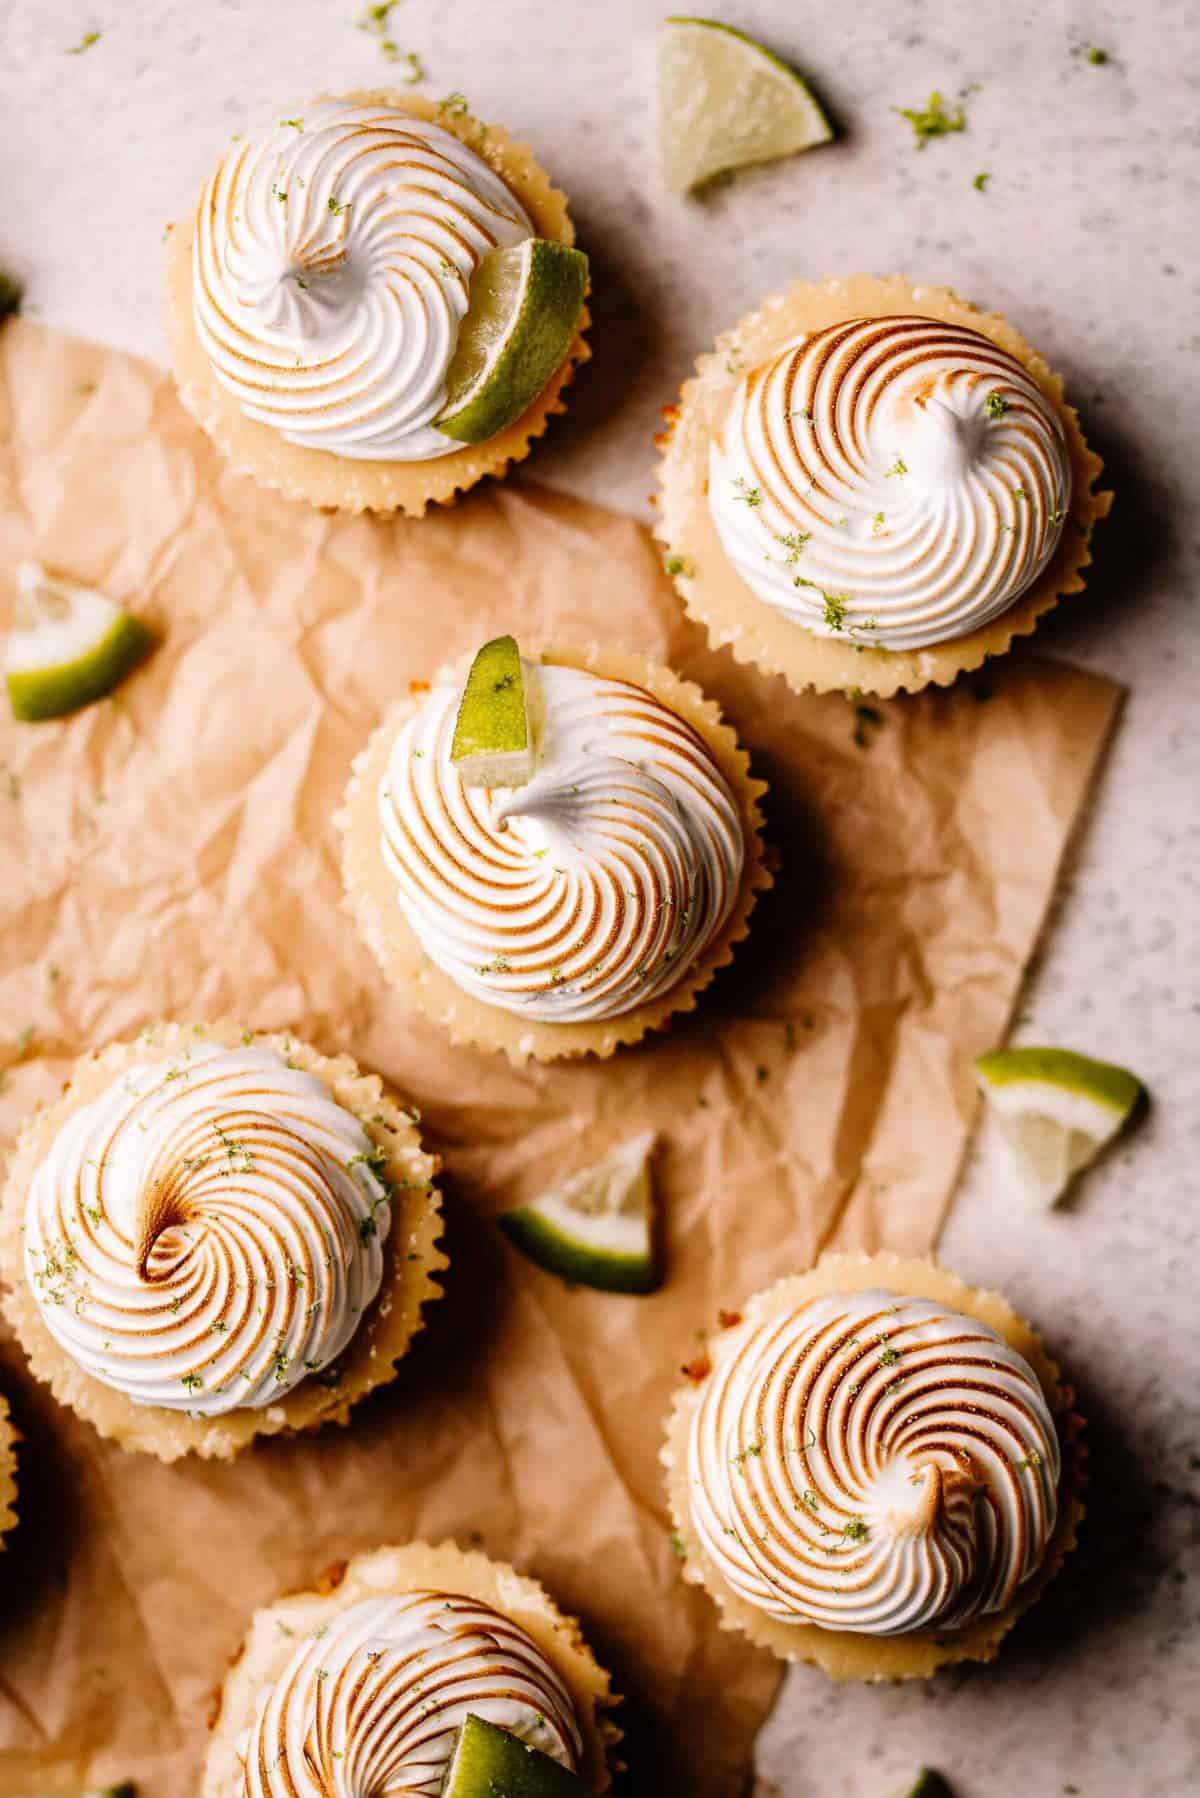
450,634,535,788
5,563,155,723
436,238,588,445
500,1131,658,1294
441,1715,589,1797
904,1774,954,1798
659,17,833,193
975,1046,1144,1208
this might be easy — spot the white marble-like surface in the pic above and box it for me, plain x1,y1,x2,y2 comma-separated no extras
3,2,1197,1793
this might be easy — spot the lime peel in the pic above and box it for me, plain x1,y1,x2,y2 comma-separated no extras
437,238,588,445
659,17,833,193
975,1045,1144,1208
500,1130,658,1294
450,635,535,788
904,1773,955,1798
441,1713,591,1796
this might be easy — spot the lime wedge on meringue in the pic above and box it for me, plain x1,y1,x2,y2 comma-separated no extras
975,1045,1144,1208
450,635,535,788
5,563,155,722
659,17,833,193
436,238,588,444
441,1715,590,1797
500,1131,658,1294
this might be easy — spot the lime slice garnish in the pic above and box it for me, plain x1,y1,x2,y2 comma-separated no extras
974,1046,1144,1208
500,1130,658,1294
450,634,535,788
659,17,833,193
5,563,155,723
441,1714,590,1797
436,238,588,445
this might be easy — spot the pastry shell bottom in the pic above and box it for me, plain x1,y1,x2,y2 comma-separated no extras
0,1391,17,1545
662,1251,1087,1681
202,1539,618,1795
339,640,771,1064
0,1019,445,1462
655,273,1112,697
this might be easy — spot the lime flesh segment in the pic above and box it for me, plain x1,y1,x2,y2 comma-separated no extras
436,239,588,445
660,17,833,192
441,1714,590,1797
450,634,535,788
975,1046,1144,1208
501,1130,657,1294
5,563,155,722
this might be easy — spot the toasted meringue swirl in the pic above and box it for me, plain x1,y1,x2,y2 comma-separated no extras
688,1288,1060,1635
192,100,532,460
378,660,746,1022
708,315,1072,651
24,1043,391,1416
242,1591,582,1795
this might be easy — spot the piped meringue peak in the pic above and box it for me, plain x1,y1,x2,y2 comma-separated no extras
242,1590,583,1795
378,657,746,1024
708,314,1073,651
192,100,532,461
23,1042,391,1417
687,1287,1060,1637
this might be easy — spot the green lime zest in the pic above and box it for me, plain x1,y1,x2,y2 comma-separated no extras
896,91,966,148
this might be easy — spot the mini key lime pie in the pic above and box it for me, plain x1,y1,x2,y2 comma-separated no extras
657,275,1111,695
0,1020,443,1461
663,1254,1085,1680
164,91,589,514
0,1391,17,1546
340,636,769,1062
203,1541,616,1795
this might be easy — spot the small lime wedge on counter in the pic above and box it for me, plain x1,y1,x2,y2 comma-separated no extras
441,1714,591,1797
500,1130,658,1294
904,1773,954,1798
436,238,588,445
659,18,833,193
450,634,535,788
975,1046,1144,1208
5,563,155,722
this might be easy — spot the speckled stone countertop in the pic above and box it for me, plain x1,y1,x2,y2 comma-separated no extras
3,2,1197,1793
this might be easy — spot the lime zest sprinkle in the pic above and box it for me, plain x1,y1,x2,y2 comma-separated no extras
66,29,101,54
895,90,966,149
821,592,848,632
774,529,810,562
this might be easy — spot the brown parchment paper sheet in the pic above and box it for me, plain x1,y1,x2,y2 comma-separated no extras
0,319,1120,1796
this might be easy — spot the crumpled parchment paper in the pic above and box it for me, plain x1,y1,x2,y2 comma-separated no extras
0,319,1120,1795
